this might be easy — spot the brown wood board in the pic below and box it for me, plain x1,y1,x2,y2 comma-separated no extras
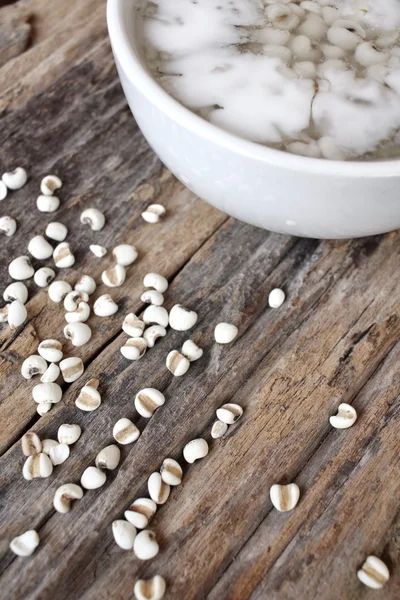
0,1,399,599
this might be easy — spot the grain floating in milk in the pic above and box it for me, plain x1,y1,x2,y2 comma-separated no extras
139,0,400,160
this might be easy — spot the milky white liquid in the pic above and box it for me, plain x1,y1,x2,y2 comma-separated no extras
138,0,400,160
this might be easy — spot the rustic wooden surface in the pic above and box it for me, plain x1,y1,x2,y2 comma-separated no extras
0,1,399,599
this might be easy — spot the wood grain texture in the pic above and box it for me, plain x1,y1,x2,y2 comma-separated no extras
0,1,399,599
0,2,31,67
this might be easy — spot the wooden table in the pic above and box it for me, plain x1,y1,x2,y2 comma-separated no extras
0,1,399,598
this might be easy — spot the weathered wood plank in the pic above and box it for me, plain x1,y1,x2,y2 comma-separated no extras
74,235,399,600
1,1,399,598
0,36,227,452
0,0,107,112
0,223,295,557
0,176,227,452
0,225,399,598
210,347,400,600
0,2,31,68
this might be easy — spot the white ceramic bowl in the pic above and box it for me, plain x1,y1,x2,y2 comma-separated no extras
107,0,400,239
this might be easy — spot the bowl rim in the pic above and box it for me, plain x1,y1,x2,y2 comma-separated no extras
107,0,400,177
